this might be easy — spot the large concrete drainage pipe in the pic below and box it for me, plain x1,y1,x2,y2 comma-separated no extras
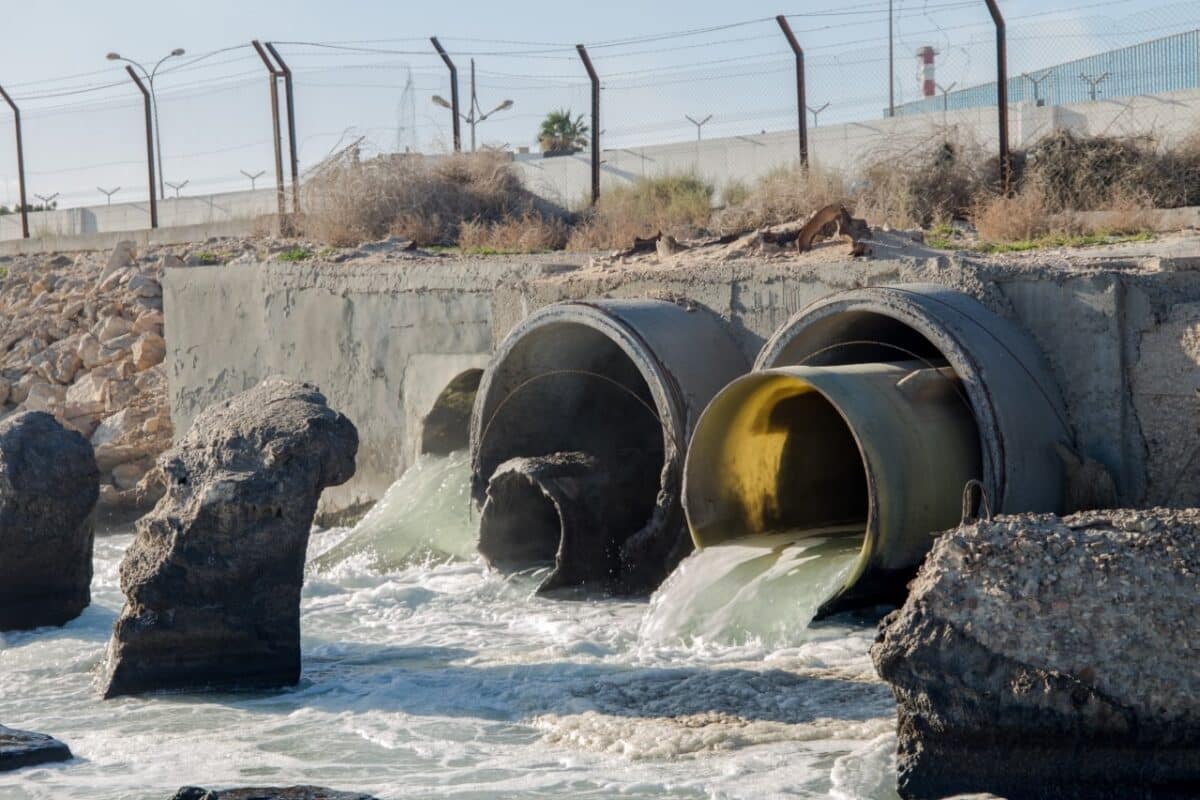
470,299,750,594
683,283,1072,613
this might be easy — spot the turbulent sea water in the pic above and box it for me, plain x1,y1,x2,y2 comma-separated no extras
0,455,899,799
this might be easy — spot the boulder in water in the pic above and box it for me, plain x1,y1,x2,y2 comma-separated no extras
0,410,100,631
872,509,1200,800
170,787,377,800
0,725,73,772
101,377,358,698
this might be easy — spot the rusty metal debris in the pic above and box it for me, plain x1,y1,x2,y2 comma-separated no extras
766,204,872,255
614,204,872,260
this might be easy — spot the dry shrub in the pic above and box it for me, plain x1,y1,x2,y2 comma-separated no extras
712,166,848,234
1025,129,1200,211
566,173,714,251
972,183,1054,243
457,211,569,253
301,151,558,246
856,140,993,227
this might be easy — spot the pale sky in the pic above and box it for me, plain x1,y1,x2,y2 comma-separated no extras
1,0,1196,207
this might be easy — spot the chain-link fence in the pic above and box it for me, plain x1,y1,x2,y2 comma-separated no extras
3,0,1200,237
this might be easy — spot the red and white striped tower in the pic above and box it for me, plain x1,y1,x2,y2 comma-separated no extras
917,46,937,98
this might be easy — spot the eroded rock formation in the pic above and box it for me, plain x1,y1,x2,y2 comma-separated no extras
872,509,1200,800
101,377,358,698
0,410,99,630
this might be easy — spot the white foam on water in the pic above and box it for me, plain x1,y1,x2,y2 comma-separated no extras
309,451,477,574
0,471,898,798
639,533,863,648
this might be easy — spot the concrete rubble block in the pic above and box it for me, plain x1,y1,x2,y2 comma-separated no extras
100,376,358,698
103,241,137,279
133,310,165,336
95,315,132,343
9,373,42,406
21,381,67,416
872,509,1200,800
65,370,113,419
127,273,162,298
132,333,166,371
169,787,378,800
0,411,100,631
0,725,73,772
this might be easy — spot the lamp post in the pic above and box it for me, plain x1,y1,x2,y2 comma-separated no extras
106,47,185,200
432,59,513,153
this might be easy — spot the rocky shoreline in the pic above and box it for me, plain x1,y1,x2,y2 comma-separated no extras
0,241,171,523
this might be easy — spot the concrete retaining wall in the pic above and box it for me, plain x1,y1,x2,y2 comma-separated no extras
164,250,1200,520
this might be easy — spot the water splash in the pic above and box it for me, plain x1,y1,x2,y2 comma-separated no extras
639,532,863,647
310,450,477,573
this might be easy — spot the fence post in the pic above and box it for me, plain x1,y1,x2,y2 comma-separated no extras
576,44,600,205
265,42,300,213
775,15,809,168
431,37,462,153
123,67,158,229
252,40,287,220
984,0,1011,193
0,85,29,238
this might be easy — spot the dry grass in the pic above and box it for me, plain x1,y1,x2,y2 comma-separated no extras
855,139,995,227
712,166,848,234
972,179,1155,246
301,151,558,247
457,211,569,253
566,173,714,251
971,182,1054,243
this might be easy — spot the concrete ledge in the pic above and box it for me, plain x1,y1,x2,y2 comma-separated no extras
0,217,273,258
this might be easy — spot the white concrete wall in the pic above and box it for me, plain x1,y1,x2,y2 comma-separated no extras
0,188,277,242
513,87,1200,207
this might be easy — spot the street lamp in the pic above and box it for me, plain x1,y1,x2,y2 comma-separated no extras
431,58,513,152
107,47,185,200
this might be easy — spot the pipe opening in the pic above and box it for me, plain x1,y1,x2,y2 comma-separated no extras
421,369,483,456
473,321,665,586
684,362,981,614
478,468,562,571
758,388,869,535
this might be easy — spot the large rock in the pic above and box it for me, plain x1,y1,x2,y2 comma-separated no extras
872,509,1200,800
0,725,72,772
101,377,358,698
0,411,100,630
170,787,377,800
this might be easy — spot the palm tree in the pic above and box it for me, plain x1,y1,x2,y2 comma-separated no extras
538,109,589,155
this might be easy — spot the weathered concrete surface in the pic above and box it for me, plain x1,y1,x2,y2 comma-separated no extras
872,509,1200,799
0,725,72,772
163,239,1200,518
0,410,99,631
102,377,357,698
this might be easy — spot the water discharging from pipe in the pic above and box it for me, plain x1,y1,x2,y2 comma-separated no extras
640,531,863,647
310,451,475,572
